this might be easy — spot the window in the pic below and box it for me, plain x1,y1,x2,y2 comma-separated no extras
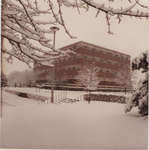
72,66,76,70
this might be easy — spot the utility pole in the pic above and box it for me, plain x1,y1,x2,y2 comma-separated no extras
50,26,59,103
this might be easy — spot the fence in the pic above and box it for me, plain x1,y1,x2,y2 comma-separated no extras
4,86,131,104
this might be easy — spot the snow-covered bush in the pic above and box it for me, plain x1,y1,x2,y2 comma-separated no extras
125,51,148,116
131,69,145,90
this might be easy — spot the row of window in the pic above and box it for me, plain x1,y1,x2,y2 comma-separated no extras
56,53,129,69
58,65,125,75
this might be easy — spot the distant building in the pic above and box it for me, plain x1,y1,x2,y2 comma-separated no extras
34,41,132,90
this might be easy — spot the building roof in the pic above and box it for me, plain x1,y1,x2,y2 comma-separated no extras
60,41,130,57
39,41,130,67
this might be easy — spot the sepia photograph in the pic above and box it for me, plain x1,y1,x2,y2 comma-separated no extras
0,0,148,149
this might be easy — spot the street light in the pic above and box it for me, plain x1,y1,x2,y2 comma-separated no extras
50,26,59,103
50,26,60,49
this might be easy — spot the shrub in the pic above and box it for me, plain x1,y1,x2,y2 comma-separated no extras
84,93,126,104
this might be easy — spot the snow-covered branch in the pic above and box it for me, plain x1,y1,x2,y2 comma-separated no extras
80,0,149,17
61,0,149,33
2,0,149,66
2,0,75,66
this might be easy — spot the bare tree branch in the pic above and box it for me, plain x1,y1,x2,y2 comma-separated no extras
17,0,38,31
57,0,76,38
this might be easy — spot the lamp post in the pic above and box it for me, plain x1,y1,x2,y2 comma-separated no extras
50,26,59,103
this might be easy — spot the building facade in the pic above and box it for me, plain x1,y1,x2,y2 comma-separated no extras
34,41,132,90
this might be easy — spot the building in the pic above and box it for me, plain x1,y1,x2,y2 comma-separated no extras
34,41,132,90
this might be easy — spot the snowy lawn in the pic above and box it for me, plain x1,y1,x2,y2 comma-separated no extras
0,91,148,149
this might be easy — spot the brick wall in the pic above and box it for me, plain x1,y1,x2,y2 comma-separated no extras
34,41,131,89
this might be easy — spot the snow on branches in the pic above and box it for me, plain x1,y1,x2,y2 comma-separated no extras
2,0,149,66
60,0,149,33
125,51,148,116
2,0,75,66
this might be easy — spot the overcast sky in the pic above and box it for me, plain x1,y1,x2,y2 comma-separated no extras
3,4,149,75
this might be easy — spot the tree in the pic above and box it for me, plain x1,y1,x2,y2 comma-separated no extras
125,51,148,116
2,0,149,66
76,63,100,91
132,52,148,72
76,63,100,103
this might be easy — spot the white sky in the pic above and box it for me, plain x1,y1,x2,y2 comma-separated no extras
3,5,149,75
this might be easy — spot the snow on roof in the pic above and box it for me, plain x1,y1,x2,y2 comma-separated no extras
60,41,130,57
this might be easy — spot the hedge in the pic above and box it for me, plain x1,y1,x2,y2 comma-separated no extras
84,93,126,104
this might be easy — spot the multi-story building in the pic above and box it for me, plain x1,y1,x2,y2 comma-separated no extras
34,41,132,90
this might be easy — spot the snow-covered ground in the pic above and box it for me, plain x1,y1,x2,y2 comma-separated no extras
0,90,148,149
